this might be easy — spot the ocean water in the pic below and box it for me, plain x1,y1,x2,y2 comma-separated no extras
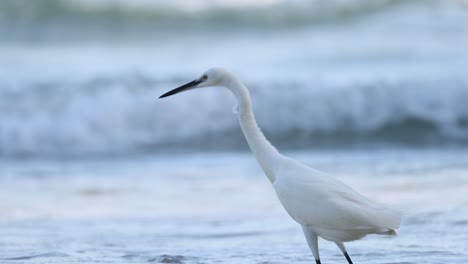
1,0,468,156
1,148,468,263
1,0,468,263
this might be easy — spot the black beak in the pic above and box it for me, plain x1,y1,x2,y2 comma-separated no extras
159,79,202,99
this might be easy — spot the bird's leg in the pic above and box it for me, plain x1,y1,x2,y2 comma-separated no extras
301,226,321,264
335,242,353,264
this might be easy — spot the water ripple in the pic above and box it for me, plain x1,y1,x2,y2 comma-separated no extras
148,254,186,263
3,252,70,260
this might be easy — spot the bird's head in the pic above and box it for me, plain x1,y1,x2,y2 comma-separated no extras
159,67,233,99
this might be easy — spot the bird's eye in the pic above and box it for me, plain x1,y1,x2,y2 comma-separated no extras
202,75,208,81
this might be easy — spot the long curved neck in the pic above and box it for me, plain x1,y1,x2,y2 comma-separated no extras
227,78,281,183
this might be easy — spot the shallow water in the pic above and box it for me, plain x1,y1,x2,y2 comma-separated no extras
1,148,468,263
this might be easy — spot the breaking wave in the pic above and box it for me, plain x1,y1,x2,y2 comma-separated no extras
1,74,468,157
1,0,468,157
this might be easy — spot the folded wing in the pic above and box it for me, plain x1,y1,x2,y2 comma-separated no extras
273,159,401,232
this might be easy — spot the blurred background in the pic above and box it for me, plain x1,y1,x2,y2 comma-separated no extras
1,0,468,263
1,0,468,156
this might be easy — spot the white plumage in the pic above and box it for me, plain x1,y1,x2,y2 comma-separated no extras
274,158,400,240
160,67,401,264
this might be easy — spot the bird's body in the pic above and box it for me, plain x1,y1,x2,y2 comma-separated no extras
160,67,401,263
273,158,399,242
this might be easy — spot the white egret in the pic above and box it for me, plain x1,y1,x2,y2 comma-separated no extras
159,68,401,264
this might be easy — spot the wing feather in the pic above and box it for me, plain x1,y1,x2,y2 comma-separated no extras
273,159,401,231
